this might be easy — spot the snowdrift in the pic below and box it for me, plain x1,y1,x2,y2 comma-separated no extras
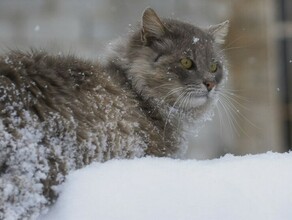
41,152,292,220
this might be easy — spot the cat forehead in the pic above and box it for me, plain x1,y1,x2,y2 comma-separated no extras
165,19,210,39
172,32,214,57
164,20,214,49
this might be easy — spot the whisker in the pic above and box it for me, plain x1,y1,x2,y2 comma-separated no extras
219,94,259,130
224,36,246,49
159,87,185,106
151,83,175,90
149,87,184,117
163,90,187,143
217,36,247,55
218,98,240,137
219,46,245,54
219,89,250,102
215,101,224,136
177,91,191,124
220,98,249,137
219,87,243,92
218,91,250,111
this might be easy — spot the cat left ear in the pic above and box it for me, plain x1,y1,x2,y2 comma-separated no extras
208,20,229,44
141,8,167,44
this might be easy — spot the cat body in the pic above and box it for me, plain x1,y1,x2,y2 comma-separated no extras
0,8,229,219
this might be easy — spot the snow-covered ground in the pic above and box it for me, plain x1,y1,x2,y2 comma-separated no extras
41,152,292,220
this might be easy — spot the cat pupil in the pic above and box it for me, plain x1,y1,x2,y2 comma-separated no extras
154,54,162,62
210,62,218,72
181,58,193,69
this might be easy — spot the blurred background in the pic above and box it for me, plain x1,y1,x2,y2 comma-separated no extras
0,0,291,159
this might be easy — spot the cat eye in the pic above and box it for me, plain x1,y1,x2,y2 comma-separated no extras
180,58,193,69
209,62,218,73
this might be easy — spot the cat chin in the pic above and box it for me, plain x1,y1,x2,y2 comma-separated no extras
187,96,208,109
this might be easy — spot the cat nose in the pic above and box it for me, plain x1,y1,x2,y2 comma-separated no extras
203,80,216,91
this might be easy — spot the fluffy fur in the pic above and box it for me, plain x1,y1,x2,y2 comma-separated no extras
0,8,229,219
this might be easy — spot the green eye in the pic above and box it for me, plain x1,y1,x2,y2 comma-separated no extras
180,58,193,69
210,62,218,73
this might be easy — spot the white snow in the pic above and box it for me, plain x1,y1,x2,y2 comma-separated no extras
41,152,292,220
34,25,40,32
192,37,200,44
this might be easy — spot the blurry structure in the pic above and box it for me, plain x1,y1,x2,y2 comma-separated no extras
0,0,290,159
278,0,292,151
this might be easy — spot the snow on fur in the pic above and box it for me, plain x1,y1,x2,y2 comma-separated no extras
41,152,292,220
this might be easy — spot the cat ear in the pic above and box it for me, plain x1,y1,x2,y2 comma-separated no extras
141,8,167,44
208,20,229,44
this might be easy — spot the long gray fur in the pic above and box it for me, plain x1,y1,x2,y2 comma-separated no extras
0,8,229,219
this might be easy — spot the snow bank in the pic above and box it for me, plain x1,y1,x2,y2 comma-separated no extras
41,152,292,220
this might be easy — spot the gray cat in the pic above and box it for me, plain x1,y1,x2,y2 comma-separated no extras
0,8,229,219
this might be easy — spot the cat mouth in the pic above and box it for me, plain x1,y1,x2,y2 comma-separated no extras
191,90,209,99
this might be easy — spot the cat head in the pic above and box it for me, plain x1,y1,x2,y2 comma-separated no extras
125,8,229,113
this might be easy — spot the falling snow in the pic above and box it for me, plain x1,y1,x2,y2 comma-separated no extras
34,25,40,32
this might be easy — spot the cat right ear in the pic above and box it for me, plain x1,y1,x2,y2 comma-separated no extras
208,20,229,44
141,8,167,45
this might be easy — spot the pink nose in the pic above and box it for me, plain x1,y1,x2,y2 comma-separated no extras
203,81,216,91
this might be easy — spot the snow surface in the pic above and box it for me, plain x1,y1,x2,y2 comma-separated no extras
41,152,292,220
